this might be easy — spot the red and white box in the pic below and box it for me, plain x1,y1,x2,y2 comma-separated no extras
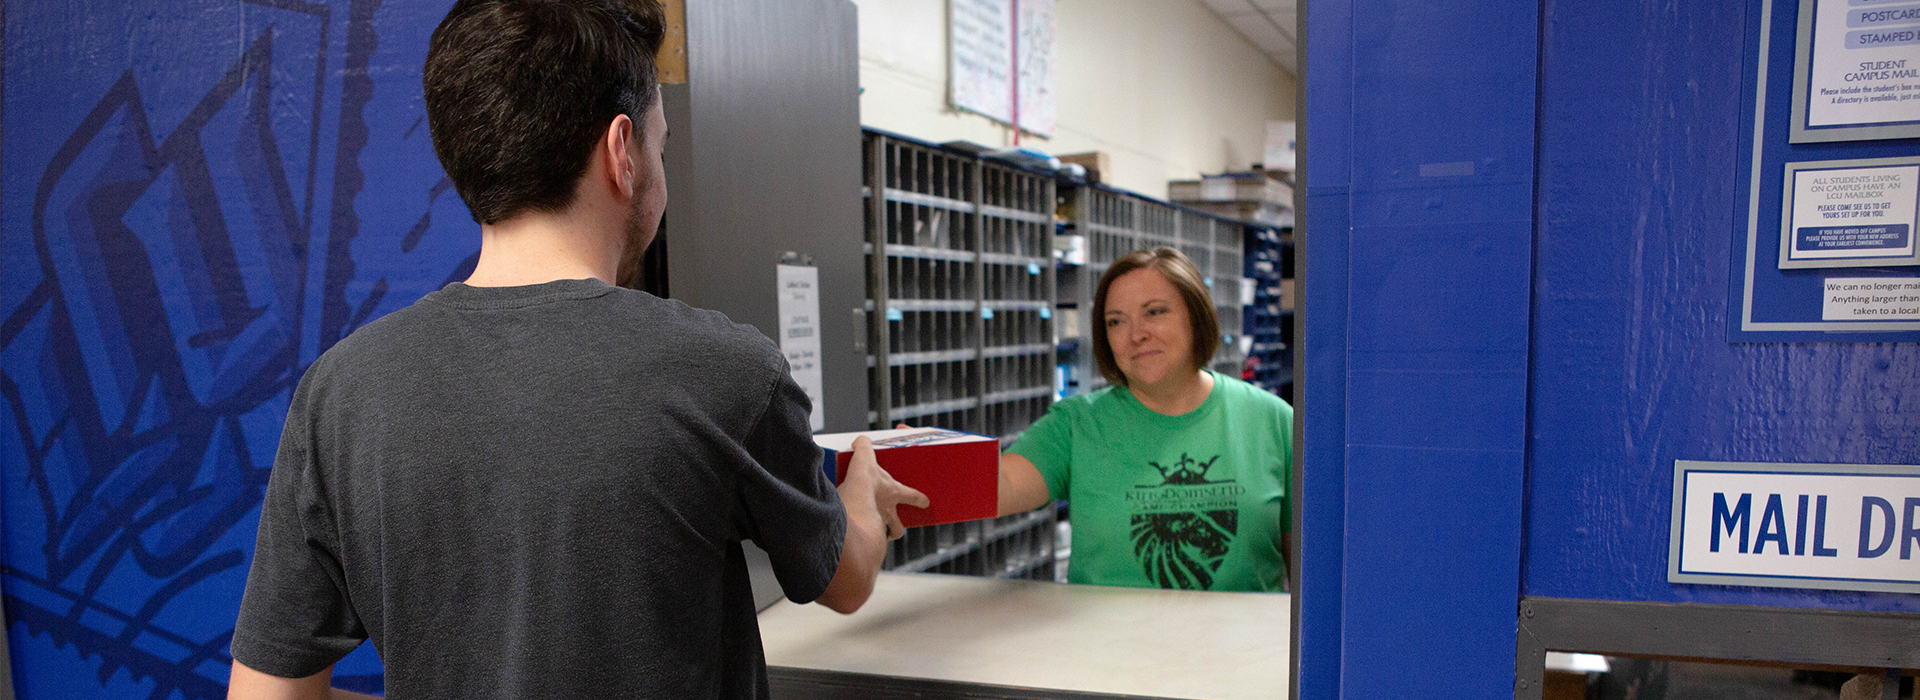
814,428,999,528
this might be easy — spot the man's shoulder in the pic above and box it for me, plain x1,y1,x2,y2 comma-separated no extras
303,298,441,378
574,289,795,404
301,286,790,416
600,288,786,369
324,285,781,361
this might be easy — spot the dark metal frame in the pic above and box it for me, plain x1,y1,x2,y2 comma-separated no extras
1289,0,1309,698
1514,597,1920,699
769,667,1195,700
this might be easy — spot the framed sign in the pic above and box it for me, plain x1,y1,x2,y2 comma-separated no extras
1669,460,1920,595
1732,0,1920,340
1791,0,1920,143
1779,157,1920,267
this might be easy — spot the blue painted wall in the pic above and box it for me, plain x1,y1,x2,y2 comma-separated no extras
1303,0,1920,697
1294,0,1348,693
2,0,467,695
1526,0,1920,611
1298,0,1537,697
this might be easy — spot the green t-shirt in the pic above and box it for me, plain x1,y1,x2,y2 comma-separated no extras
1010,371,1293,592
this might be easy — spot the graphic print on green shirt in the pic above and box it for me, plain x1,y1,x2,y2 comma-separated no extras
1010,371,1293,593
1130,452,1238,590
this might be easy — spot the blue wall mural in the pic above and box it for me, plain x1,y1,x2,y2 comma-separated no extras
2,0,472,695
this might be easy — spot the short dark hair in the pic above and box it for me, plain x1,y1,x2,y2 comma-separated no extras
1091,247,1221,386
425,0,666,224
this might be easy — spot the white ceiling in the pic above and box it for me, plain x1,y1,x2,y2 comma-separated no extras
1199,0,1297,76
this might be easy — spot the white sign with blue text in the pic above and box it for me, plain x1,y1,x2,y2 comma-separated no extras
1788,164,1918,260
777,264,826,432
1670,461,1920,594
1806,0,1920,129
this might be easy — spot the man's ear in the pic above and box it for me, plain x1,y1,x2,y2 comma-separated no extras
603,114,636,200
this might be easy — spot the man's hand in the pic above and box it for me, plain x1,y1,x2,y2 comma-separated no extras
815,436,929,613
847,436,930,540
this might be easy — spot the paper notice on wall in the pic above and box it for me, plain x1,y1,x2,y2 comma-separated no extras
777,264,826,431
951,0,1055,137
1821,277,1920,320
951,0,1013,125
1265,121,1296,172
1015,0,1056,136
1805,0,1920,128
1789,164,1919,259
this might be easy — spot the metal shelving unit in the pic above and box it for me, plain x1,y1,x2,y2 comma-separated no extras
1057,185,1250,397
862,128,1059,582
1244,226,1294,401
856,128,1277,583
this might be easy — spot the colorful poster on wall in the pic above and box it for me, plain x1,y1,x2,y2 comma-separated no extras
0,0,477,693
950,0,1056,137
1792,0,1920,142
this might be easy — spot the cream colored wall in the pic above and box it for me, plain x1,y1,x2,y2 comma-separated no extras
851,0,1295,198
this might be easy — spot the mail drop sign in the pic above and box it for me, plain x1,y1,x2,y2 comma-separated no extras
1670,461,1920,594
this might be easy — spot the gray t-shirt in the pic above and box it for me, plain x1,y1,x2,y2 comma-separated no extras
231,278,845,698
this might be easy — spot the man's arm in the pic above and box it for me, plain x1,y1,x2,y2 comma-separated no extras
227,660,381,700
814,436,928,613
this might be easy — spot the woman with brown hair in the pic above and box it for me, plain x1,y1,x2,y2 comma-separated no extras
998,247,1293,591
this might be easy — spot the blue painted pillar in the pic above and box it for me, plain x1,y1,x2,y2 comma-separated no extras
1297,1,1539,697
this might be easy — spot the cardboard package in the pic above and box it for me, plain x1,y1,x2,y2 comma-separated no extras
815,428,1000,528
1057,151,1111,183
1168,174,1293,205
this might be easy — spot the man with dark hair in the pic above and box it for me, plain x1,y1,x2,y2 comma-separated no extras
226,0,924,697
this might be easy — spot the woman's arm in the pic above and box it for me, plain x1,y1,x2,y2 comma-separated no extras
997,453,1051,516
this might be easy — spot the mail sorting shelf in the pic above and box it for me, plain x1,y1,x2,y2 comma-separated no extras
1243,226,1294,401
1178,210,1247,379
1057,184,1250,398
862,128,1059,581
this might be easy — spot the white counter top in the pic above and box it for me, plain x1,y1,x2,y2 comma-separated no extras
758,572,1291,700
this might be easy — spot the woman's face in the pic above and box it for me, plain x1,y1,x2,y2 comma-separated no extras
1104,267,1194,387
